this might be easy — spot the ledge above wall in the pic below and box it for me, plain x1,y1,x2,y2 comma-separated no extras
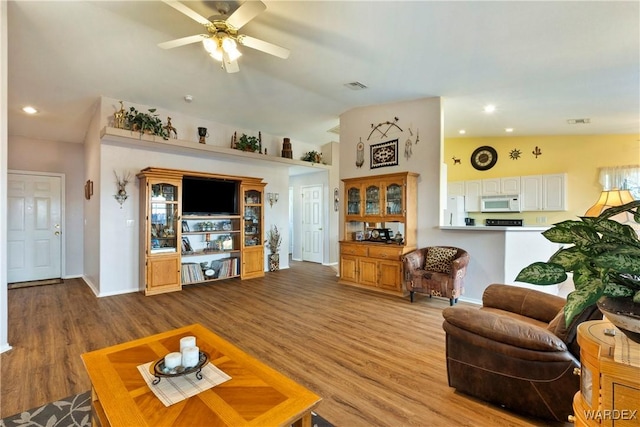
100,127,331,176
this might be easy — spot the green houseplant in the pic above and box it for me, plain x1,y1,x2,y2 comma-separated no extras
516,200,640,340
301,150,322,163
124,106,169,140
235,134,260,152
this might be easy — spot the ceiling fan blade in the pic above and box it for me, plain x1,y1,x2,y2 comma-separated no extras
226,1,266,29
222,53,240,73
158,34,209,49
238,35,290,59
162,0,211,26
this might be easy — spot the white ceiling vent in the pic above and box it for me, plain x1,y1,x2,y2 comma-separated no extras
344,81,368,90
327,124,340,134
567,118,591,124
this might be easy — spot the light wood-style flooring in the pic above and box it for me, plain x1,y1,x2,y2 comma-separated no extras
1,261,568,426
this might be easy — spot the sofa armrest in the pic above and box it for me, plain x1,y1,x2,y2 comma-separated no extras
442,306,567,352
482,284,566,323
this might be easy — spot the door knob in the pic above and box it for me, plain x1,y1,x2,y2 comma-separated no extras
55,231,61,236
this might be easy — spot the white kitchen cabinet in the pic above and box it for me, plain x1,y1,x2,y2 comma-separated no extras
448,181,465,197
519,174,567,211
481,177,520,196
465,180,482,212
543,174,567,211
521,175,543,211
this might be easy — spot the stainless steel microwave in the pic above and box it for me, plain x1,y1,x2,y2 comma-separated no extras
481,195,521,212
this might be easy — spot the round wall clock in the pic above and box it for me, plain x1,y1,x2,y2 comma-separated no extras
470,146,498,170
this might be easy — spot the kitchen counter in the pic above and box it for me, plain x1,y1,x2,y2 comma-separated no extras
440,226,550,231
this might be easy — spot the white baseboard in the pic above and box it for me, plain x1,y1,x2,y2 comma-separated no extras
458,296,482,306
0,343,13,354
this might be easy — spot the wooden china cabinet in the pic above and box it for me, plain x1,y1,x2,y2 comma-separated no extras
240,183,266,279
340,172,419,296
138,168,184,295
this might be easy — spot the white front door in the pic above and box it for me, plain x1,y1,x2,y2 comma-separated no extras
301,185,323,263
7,173,62,283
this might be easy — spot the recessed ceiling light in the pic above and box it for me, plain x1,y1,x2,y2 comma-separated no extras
505,128,514,133
458,129,466,135
483,104,496,113
22,106,38,114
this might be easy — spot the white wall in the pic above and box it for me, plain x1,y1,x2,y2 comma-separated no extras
8,137,85,278
1,0,10,353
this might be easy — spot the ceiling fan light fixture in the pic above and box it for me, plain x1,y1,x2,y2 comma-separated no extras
210,48,224,62
202,37,216,54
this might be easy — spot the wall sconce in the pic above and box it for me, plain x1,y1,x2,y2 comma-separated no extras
114,170,131,208
267,192,279,207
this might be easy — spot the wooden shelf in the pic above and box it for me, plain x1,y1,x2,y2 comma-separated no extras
101,127,332,172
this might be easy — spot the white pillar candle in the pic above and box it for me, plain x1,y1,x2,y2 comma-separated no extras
180,336,196,351
182,346,200,368
164,352,182,369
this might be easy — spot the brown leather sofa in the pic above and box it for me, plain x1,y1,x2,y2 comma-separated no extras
402,246,469,305
442,284,601,422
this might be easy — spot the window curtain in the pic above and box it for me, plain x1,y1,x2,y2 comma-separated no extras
598,165,640,198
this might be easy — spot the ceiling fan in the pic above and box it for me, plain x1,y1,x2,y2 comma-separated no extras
159,0,290,73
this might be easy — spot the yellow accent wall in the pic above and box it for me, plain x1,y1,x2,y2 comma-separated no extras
444,134,640,225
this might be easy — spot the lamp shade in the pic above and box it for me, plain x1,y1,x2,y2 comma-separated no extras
584,189,635,216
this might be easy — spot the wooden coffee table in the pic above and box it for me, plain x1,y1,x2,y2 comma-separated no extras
81,324,321,426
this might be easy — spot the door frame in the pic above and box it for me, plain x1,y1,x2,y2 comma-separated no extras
8,170,66,280
300,184,323,263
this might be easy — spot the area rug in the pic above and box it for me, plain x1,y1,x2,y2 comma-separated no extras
0,391,334,427
7,278,64,290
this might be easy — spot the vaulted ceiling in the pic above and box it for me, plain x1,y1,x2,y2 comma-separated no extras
7,1,639,147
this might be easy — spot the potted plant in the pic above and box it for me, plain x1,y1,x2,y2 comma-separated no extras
235,134,260,152
301,150,323,163
265,225,282,272
124,106,169,140
516,200,640,342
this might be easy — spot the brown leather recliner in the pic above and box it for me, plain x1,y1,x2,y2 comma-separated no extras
442,284,602,422
402,246,469,305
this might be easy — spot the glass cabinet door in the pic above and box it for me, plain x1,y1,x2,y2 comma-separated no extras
365,184,381,216
150,182,179,253
347,186,361,216
243,189,262,248
385,183,403,215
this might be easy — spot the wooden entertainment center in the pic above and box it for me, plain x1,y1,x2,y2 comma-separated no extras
137,167,265,296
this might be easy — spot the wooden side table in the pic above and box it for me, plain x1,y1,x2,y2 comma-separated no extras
571,320,640,426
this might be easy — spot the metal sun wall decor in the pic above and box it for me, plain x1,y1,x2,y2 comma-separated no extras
509,148,522,160
370,139,399,169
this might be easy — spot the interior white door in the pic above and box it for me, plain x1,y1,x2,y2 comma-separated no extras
7,173,62,283
301,185,323,263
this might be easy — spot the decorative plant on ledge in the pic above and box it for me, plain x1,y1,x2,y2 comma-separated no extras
235,134,260,152
124,106,169,140
301,150,323,163
516,200,640,340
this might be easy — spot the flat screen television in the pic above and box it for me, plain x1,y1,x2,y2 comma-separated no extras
182,176,239,216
